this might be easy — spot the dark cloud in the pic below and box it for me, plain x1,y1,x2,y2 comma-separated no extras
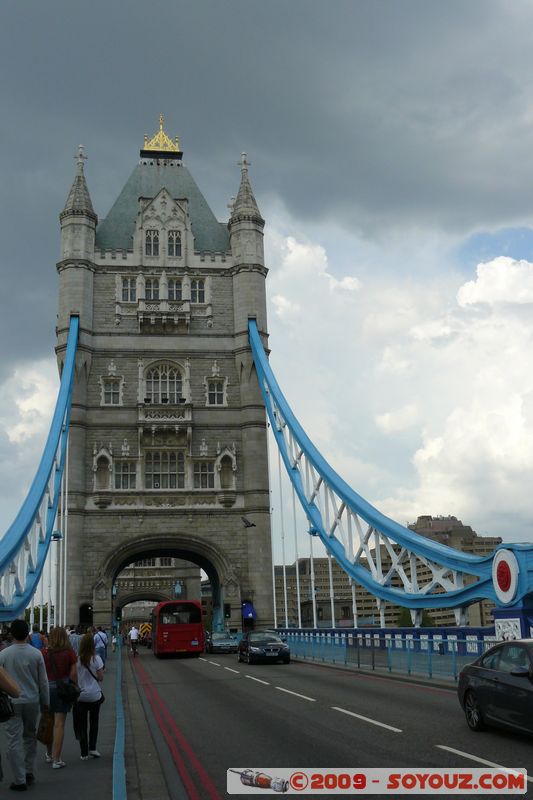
2,0,533,368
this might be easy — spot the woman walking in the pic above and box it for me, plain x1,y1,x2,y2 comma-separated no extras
43,627,77,769
73,633,104,760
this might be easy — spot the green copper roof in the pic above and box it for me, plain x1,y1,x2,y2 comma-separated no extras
95,161,229,252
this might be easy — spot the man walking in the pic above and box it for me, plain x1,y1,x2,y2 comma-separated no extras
0,619,49,791
93,627,108,666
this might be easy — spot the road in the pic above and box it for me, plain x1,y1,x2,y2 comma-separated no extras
128,648,533,799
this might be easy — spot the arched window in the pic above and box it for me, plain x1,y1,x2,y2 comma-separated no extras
145,229,159,256
145,364,183,404
145,278,160,300
168,230,182,257
191,279,205,304
168,278,182,301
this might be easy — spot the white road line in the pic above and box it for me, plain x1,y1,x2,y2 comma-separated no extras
224,667,240,674
436,745,533,784
332,706,402,733
245,675,270,685
208,660,220,666
199,657,207,661
276,686,316,702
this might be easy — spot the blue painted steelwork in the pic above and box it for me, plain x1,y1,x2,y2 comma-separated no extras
0,316,79,620
248,319,533,610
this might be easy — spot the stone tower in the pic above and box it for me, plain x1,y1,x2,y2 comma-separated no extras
55,118,273,630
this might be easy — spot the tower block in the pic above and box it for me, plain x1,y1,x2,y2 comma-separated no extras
56,119,273,629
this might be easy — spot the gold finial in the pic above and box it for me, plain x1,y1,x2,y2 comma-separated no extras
143,114,180,153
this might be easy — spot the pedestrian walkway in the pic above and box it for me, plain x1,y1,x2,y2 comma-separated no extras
0,652,117,797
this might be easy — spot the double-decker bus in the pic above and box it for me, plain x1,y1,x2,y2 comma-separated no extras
151,600,204,657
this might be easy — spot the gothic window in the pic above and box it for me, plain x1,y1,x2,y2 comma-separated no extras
168,230,182,257
145,451,185,489
160,557,173,567
145,229,159,256
168,278,182,301
194,462,215,489
122,277,136,302
102,378,121,405
191,279,205,304
145,364,182,403
114,461,136,490
145,278,160,300
135,558,156,567
207,380,224,406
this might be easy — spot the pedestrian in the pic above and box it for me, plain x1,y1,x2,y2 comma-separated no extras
93,627,107,667
0,619,48,791
42,627,78,769
111,633,117,653
73,633,104,761
128,625,139,656
28,624,47,651
68,626,82,656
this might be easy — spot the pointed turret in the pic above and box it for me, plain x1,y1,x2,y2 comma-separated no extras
229,153,264,225
60,146,97,224
60,146,97,261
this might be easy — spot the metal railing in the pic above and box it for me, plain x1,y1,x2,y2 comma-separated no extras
284,631,495,681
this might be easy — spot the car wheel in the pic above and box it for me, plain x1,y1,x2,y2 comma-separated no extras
238,652,243,662
464,691,485,731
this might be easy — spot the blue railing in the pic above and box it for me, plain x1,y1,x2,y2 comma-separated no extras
0,316,78,620
282,629,495,681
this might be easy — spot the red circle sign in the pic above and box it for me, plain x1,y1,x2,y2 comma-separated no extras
496,560,512,592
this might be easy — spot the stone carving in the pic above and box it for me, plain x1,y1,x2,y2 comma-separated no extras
200,439,208,457
211,360,220,377
121,439,130,457
107,361,117,375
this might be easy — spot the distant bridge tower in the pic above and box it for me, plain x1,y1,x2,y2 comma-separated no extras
55,118,272,630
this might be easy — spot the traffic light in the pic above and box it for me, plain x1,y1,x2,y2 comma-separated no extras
224,603,231,619
115,607,122,621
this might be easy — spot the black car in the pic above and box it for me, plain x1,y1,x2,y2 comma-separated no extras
238,630,290,664
458,639,533,735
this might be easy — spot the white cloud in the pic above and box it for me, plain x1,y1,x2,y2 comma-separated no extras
457,256,533,306
375,404,418,434
267,232,533,548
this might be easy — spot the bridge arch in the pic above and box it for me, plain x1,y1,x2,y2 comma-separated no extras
92,532,242,632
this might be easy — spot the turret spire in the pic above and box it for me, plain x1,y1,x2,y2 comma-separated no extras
230,152,264,224
60,145,97,223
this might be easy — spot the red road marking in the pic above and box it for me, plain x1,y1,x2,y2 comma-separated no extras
134,657,223,800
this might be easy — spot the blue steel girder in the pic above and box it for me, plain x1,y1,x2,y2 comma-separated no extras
248,319,533,611
0,316,79,621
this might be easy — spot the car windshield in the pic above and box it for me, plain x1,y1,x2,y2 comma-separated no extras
212,633,233,641
249,633,283,643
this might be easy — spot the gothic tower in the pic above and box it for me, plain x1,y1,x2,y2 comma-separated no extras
56,118,273,630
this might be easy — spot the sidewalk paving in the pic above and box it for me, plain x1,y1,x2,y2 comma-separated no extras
0,652,117,798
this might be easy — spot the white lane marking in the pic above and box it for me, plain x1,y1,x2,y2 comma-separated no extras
245,675,270,685
332,706,402,732
199,657,207,661
208,660,220,666
276,686,316,702
224,667,240,674
436,745,533,784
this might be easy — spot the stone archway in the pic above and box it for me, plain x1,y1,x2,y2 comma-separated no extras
92,532,241,632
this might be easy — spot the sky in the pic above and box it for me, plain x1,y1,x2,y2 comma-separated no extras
3,1,533,567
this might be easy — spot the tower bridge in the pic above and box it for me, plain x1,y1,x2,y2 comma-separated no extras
3,116,533,639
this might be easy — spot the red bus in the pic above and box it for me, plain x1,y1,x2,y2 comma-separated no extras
151,600,204,657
